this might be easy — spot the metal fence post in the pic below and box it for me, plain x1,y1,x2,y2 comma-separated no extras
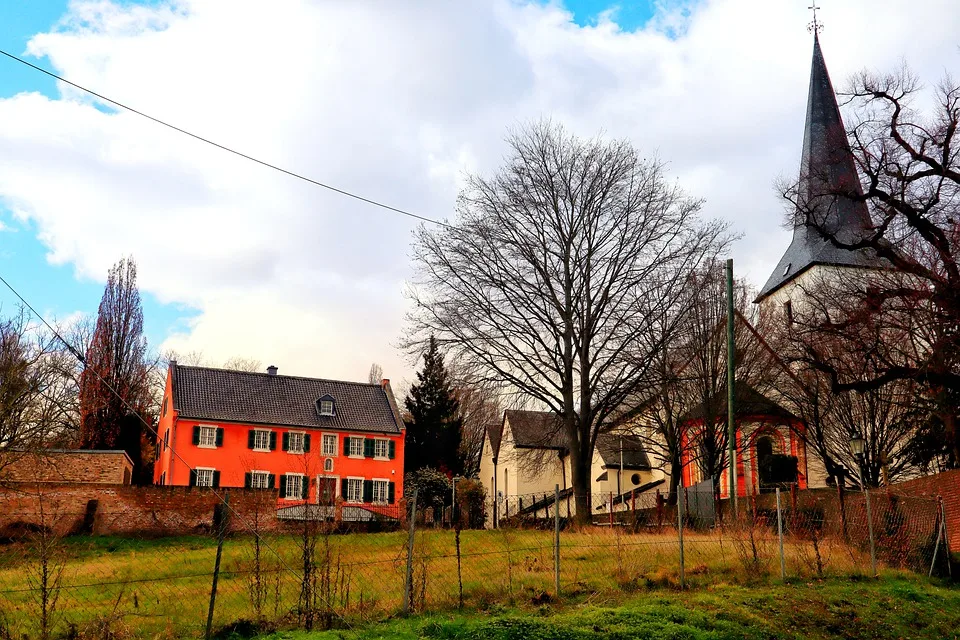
677,488,685,589
554,484,561,597
403,488,418,614
863,487,877,577
205,492,229,640
776,488,786,580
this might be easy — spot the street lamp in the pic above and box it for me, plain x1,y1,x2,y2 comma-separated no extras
848,435,877,577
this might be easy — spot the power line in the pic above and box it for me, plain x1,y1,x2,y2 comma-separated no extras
0,48,451,229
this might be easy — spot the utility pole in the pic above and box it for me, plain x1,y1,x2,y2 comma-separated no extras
726,258,737,513
618,437,623,496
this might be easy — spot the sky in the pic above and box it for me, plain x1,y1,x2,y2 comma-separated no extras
0,0,957,388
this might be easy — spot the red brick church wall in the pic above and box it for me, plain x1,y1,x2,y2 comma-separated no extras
889,470,960,553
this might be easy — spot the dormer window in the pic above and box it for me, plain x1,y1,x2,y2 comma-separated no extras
316,395,335,417
782,262,791,276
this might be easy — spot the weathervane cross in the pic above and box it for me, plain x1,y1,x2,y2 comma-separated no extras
808,2,823,34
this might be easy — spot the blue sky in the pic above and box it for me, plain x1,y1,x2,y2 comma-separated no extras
0,0,655,357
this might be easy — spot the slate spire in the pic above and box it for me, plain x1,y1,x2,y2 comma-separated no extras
756,34,877,302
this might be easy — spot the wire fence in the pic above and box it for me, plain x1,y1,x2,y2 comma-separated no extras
0,484,952,639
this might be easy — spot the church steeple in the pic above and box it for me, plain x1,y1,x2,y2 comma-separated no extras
756,34,877,302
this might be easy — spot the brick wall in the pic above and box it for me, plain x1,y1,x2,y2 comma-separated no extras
0,450,133,485
889,469,960,553
0,483,282,537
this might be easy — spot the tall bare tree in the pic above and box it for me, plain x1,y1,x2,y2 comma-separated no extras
368,362,384,385
78,257,154,484
406,121,731,521
780,65,960,464
449,362,502,478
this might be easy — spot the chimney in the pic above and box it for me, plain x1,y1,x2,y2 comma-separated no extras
267,365,278,376
381,378,390,388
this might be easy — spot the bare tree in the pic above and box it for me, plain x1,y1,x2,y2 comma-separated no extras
406,121,732,521
368,362,383,385
449,362,502,478
78,257,154,484
222,356,263,372
779,65,960,464
0,307,80,477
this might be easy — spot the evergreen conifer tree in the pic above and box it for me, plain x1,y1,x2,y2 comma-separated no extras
404,336,463,475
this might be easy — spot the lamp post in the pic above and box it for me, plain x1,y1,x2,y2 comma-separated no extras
848,436,877,576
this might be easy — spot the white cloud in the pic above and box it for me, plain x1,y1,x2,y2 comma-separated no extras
0,0,958,384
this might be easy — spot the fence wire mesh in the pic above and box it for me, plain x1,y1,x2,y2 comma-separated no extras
0,484,951,638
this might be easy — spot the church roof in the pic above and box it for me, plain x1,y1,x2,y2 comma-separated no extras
680,380,797,424
756,34,881,302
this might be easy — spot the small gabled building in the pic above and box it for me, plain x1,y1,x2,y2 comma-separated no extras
479,409,664,526
153,363,405,512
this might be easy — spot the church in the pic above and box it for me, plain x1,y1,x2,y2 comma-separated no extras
478,30,883,517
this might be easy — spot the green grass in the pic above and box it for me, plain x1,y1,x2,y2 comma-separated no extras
262,578,960,640
0,527,946,638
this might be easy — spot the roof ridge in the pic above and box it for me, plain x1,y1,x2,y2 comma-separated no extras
173,363,380,387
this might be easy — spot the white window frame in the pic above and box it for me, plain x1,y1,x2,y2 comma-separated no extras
195,467,215,487
372,478,390,504
287,431,306,454
316,474,339,503
345,476,364,503
348,437,364,458
323,457,334,473
373,438,389,460
319,400,334,416
252,429,272,452
198,426,218,449
250,470,271,490
321,433,338,457
284,473,306,500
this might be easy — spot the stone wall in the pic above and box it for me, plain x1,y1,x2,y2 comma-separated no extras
0,450,133,485
0,483,281,537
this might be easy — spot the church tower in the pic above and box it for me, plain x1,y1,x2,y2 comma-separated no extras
755,34,879,313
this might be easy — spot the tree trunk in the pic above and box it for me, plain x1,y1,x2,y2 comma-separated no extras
570,451,591,524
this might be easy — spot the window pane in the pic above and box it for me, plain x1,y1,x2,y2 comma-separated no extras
289,432,304,453
199,427,217,447
285,474,303,499
252,472,269,489
197,469,214,487
322,434,337,456
347,479,363,502
373,480,388,503
254,430,271,450
349,438,363,457
375,439,388,458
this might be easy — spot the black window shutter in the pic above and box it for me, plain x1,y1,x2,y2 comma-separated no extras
189,470,198,487
244,472,252,489
282,432,290,452
388,481,395,504
303,434,311,453
388,440,396,459
363,480,373,503
341,479,348,499
279,475,288,498
301,476,309,499
192,426,200,446
212,470,221,488
269,431,278,451
247,430,256,449
343,437,350,456
215,428,224,447
268,474,276,490
363,438,374,458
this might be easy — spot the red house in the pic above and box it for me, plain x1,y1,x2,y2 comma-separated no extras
153,362,405,513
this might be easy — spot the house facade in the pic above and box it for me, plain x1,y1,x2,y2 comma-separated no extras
153,363,405,514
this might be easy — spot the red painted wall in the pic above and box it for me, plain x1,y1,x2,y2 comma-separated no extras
152,370,405,506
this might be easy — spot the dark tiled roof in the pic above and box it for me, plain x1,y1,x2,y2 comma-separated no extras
681,380,797,423
486,422,504,459
172,364,403,434
757,34,883,301
504,410,566,449
596,433,651,470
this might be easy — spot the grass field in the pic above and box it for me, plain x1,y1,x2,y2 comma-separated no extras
0,526,938,638
261,578,960,640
